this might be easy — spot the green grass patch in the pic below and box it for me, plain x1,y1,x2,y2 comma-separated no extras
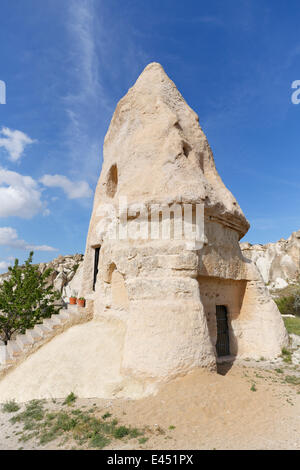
2,400,20,413
283,317,300,336
9,401,149,449
139,437,148,444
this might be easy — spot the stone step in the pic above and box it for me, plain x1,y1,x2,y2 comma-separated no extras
7,340,22,358
34,323,53,337
26,328,43,342
56,311,71,324
62,308,81,321
0,306,86,372
15,334,33,350
43,316,62,329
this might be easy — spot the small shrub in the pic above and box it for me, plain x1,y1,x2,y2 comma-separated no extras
113,425,130,439
101,412,112,420
63,392,77,406
250,384,257,392
169,425,176,430
2,400,20,413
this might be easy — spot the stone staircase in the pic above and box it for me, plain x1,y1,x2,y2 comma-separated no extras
0,304,90,378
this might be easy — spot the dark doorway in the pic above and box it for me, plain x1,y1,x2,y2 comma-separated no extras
93,247,100,291
216,305,230,357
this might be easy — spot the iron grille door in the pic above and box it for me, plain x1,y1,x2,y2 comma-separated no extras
216,305,230,357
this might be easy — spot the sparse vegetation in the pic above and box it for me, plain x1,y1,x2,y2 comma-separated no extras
2,400,20,413
72,263,79,274
139,437,148,444
281,347,292,363
7,399,148,449
250,384,257,392
285,375,300,386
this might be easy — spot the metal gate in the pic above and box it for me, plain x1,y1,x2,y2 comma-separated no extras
216,305,230,357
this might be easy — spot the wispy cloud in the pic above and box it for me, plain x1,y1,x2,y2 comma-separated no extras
64,0,112,181
40,174,92,199
64,0,149,183
0,227,57,252
0,127,35,162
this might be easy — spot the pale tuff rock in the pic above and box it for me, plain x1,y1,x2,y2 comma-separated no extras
38,254,84,301
0,63,289,400
240,230,300,289
81,62,288,381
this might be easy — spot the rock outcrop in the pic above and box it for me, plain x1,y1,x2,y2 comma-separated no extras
0,63,289,401
39,254,84,302
240,230,300,290
81,62,288,381
0,254,84,304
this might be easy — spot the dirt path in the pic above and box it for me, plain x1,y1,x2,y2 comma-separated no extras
0,363,299,450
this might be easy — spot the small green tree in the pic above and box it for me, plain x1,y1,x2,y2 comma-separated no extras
0,252,60,344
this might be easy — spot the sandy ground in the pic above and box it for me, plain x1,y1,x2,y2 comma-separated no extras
0,363,299,450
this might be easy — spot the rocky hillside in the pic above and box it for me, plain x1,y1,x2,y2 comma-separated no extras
39,254,84,302
241,230,300,290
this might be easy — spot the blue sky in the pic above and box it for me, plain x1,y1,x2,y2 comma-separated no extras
0,0,299,271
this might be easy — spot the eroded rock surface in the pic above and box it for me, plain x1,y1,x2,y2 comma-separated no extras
241,230,300,290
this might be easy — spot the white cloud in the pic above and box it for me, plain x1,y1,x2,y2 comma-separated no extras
0,127,35,162
40,174,92,199
0,260,11,271
0,227,57,252
0,168,44,218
